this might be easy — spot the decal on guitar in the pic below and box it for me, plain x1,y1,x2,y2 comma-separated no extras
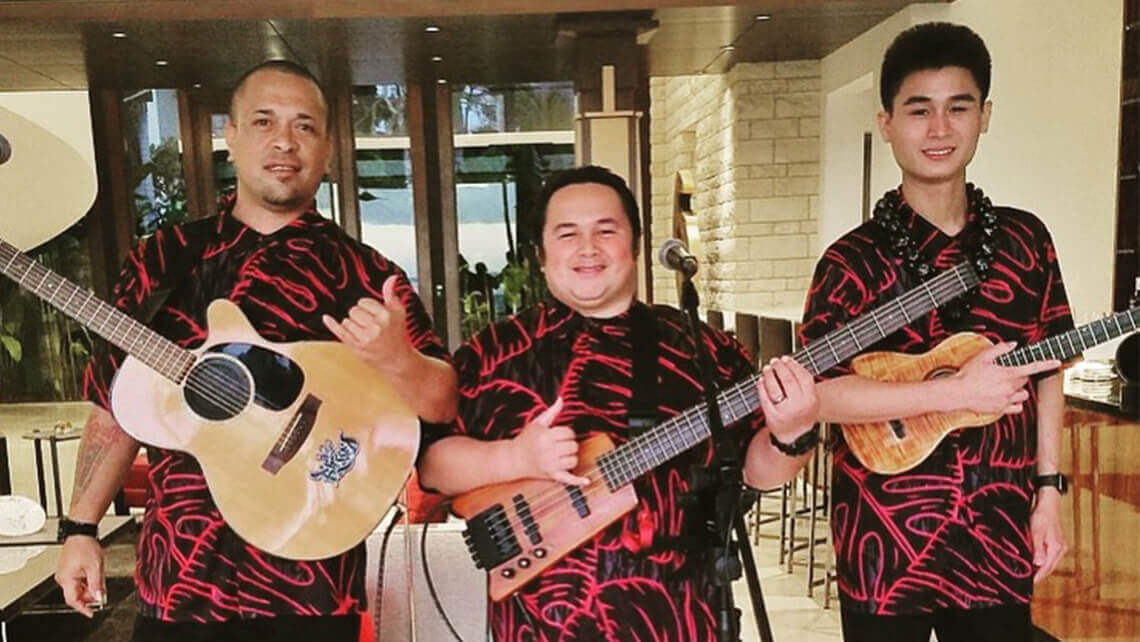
309,432,360,485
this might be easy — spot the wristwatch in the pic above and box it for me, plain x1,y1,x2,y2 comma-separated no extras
1033,473,1069,496
57,517,99,542
769,425,821,457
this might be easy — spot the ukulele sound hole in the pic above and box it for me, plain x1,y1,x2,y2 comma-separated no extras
184,356,254,421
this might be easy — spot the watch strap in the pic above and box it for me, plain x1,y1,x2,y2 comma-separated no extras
1033,473,1069,495
770,424,820,457
57,517,99,542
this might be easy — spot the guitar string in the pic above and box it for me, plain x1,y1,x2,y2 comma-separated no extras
471,267,976,540
0,245,291,414
473,268,975,537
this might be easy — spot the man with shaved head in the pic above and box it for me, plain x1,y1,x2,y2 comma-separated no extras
54,60,457,641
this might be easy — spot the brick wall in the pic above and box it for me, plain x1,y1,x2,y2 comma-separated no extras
649,61,820,315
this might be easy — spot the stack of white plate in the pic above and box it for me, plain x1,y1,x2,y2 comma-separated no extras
1071,361,1116,397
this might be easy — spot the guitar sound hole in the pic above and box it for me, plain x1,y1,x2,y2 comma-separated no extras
184,356,254,421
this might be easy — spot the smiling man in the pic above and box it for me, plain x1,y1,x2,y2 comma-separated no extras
420,165,821,641
802,23,1073,642
54,60,456,641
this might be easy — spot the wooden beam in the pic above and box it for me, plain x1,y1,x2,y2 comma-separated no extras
0,0,880,21
406,82,434,320
327,76,361,240
434,80,460,350
86,88,135,297
406,79,460,349
176,89,217,221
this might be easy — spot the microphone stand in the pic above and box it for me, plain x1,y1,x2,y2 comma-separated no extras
678,272,775,642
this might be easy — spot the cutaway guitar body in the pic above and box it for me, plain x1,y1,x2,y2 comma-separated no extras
843,333,999,475
843,305,1140,474
111,299,419,560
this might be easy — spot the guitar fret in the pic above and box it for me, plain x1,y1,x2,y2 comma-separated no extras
896,298,912,323
922,282,938,308
61,284,78,312
1112,314,1124,336
870,312,886,339
34,269,52,295
824,335,840,365
846,326,862,351
2,250,17,272
952,265,968,290
801,348,820,375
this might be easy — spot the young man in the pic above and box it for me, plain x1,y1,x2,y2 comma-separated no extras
803,23,1071,641
53,60,457,641
420,165,820,641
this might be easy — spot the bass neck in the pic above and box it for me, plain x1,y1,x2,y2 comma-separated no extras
595,262,981,490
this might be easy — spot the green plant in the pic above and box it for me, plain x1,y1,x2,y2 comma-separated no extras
0,319,21,362
134,137,189,235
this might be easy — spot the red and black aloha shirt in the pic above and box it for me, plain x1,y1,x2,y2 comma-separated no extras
85,197,447,622
800,201,1073,614
423,299,763,642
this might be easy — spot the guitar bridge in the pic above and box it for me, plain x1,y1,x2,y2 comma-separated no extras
463,504,521,570
262,394,322,474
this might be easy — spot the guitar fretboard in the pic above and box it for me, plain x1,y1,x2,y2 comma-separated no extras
0,239,195,383
996,307,1140,367
595,262,981,490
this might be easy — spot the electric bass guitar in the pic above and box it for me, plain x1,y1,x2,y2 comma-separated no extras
843,306,1140,474
455,262,981,601
0,238,418,560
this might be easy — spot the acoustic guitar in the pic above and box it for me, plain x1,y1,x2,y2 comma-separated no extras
454,262,981,601
843,306,1140,474
0,238,418,560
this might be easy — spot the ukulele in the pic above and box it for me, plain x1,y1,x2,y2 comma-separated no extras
0,238,418,560
843,307,1139,474
455,262,981,601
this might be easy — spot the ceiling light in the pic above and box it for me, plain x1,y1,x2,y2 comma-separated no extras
193,83,202,89
437,78,447,84
431,55,443,62
155,60,169,66
754,14,772,21
425,25,441,33
721,45,736,52
112,31,127,39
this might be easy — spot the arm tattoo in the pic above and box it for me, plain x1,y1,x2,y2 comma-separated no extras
71,413,133,508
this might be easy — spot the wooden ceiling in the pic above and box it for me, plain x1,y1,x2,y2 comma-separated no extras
0,1,939,91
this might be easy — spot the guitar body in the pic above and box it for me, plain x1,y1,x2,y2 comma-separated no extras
452,434,638,602
110,299,419,560
842,332,1002,475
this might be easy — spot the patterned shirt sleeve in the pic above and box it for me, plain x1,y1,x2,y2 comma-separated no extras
82,230,180,411
1034,224,1076,341
798,247,872,379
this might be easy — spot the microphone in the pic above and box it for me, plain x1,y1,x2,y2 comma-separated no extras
658,238,698,277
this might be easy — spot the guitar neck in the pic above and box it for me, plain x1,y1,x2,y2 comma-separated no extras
596,262,980,490
996,307,1140,367
0,239,193,383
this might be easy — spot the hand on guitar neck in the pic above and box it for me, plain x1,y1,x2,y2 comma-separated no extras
947,341,1060,415
830,335,1062,475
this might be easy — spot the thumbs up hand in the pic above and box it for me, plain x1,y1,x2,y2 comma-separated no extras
510,398,590,486
322,274,415,375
